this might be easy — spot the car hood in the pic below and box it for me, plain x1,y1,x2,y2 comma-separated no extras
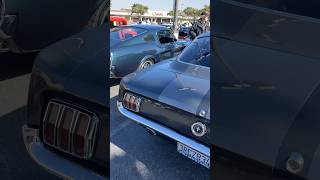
122,60,210,120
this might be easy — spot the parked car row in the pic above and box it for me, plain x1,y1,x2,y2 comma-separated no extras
21,19,207,177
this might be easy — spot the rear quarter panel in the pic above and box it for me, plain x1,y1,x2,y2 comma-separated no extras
5,0,104,50
112,32,160,77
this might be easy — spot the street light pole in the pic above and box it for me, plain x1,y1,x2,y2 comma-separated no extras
173,0,179,32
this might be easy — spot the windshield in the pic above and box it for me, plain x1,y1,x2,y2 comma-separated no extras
110,27,147,42
178,36,210,67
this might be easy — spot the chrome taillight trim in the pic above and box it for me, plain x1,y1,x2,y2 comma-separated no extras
42,99,99,160
42,102,63,146
123,92,142,112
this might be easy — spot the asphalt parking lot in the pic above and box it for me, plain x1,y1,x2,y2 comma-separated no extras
110,82,211,180
0,53,58,179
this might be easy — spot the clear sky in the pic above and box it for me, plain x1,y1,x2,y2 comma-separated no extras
111,0,210,11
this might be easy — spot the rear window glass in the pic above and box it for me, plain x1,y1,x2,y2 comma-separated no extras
157,30,176,44
178,36,210,67
110,27,147,41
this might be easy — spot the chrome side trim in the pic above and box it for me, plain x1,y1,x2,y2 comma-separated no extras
22,125,106,180
117,101,210,157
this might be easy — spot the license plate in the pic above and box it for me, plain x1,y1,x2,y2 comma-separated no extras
177,142,210,169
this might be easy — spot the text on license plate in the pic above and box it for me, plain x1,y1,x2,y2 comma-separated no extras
177,142,210,169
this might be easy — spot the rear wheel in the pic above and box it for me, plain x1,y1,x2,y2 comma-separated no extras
138,58,154,70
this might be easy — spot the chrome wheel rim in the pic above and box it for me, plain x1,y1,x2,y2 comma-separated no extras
140,60,153,70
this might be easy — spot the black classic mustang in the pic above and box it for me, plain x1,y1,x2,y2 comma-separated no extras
22,24,108,179
212,0,320,179
0,0,108,54
117,32,210,169
110,24,187,78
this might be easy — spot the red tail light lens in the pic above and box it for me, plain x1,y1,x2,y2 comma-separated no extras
42,100,98,159
123,93,130,108
57,107,74,151
123,93,141,112
72,113,90,157
43,103,60,145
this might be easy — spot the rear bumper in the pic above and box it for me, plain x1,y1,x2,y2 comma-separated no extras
22,125,107,180
117,101,210,157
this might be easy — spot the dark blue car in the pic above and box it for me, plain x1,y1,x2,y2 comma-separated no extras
110,24,187,78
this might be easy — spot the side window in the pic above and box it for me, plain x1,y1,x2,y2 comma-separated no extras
124,37,145,46
157,30,176,44
124,33,155,46
110,27,147,41
142,34,156,42
178,36,210,67
233,0,320,19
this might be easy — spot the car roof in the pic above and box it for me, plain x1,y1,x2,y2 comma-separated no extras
126,24,168,31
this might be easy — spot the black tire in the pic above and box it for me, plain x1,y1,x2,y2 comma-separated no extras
138,58,155,70
86,0,109,27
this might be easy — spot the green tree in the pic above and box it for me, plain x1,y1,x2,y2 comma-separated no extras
131,3,149,17
201,5,210,14
167,10,182,17
183,7,199,19
167,10,174,16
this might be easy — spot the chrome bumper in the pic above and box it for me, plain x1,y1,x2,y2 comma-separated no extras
117,101,210,157
22,125,107,180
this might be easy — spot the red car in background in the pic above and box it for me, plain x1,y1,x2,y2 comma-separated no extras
110,16,128,28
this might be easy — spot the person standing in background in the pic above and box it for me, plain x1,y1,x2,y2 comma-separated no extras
189,11,210,40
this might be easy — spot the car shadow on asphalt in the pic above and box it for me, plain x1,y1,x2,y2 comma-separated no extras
0,52,37,81
0,106,59,179
109,95,210,180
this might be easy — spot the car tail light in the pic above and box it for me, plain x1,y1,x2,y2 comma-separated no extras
72,112,90,157
43,103,60,145
57,107,74,151
123,93,141,112
43,100,98,159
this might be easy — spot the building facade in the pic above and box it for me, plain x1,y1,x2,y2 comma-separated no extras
110,9,193,24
